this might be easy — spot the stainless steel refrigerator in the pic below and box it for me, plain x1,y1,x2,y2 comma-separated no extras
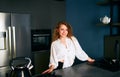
0,12,31,77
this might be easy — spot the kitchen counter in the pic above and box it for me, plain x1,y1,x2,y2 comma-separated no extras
33,59,120,77
54,62,120,77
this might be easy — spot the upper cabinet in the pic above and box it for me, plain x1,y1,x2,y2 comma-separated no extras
97,0,120,35
97,0,120,6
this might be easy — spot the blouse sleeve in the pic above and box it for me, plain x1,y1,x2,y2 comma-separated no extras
49,43,58,69
71,36,89,61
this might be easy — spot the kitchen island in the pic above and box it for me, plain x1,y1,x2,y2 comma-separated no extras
54,62,120,77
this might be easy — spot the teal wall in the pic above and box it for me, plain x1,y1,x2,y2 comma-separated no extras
66,0,111,58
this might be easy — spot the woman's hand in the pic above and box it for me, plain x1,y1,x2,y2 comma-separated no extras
42,65,54,74
42,68,53,74
87,57,95,63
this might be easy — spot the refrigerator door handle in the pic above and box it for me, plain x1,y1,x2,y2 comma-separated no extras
12,26,16,58
8,27,12,59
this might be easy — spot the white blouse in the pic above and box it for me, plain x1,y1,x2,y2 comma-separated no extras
49,36,89,69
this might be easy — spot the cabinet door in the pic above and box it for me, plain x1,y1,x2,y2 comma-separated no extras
33,51,50,74
104,36,120,60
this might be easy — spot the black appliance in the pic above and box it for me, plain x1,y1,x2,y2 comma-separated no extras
31,29,51,52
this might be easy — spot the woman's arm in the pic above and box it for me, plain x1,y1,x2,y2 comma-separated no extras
71,36,95,62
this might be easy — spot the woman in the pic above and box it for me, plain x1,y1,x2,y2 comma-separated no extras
42,21,95,74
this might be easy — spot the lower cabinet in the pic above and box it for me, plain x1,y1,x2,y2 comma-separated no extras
104,36,120,60
32,50,50,74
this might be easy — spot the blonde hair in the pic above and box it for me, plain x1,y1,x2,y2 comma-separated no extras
52,21,73,42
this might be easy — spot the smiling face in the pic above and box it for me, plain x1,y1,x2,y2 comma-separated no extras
52,21,73,42
58,24,68,38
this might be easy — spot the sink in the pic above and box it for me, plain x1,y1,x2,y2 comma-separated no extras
87,58,120,72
